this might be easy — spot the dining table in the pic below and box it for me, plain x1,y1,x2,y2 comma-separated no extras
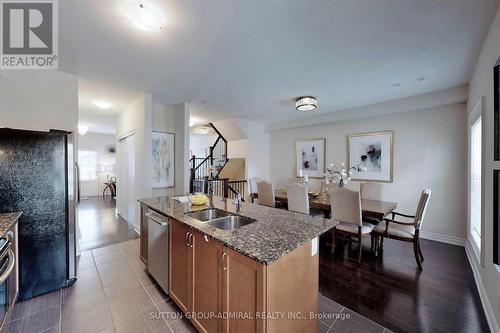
272,189,398,220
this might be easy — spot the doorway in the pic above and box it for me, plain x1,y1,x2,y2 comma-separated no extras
78,149,100,198
118,133,136,227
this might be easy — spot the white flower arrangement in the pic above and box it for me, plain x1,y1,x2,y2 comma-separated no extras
324,162,367,188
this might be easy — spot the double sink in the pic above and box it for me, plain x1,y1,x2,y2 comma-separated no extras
186,208,256,230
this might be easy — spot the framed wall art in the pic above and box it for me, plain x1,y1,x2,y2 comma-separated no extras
295,138,326,178
348,131,394,182
152,131,175,188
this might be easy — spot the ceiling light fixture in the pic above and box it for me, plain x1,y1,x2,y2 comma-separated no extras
78,124,89,136
193,126,210,135
126,3,166,31
296,96,317,112
93,100,113,110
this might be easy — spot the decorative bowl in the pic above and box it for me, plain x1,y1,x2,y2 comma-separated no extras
190,194,209,206
308,191,320,198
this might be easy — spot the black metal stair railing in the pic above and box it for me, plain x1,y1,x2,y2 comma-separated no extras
191,178,246,201
189,123,229,193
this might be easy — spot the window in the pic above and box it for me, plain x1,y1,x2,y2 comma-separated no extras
469,112,482,255
78,150,98,182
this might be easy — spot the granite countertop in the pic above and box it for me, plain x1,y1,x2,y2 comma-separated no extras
0,212,21,237
139,196,337,265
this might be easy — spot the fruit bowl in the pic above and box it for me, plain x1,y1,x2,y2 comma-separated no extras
190,194,209,206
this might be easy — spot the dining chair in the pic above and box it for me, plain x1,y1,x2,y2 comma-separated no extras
330,188,376,263
372,189,431,269
248,177,263,203
256,181,275,208
360,182,385,224
286,183,309,214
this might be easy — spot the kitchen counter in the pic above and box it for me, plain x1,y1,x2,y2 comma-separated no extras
139,196,336,264
0,212,21,237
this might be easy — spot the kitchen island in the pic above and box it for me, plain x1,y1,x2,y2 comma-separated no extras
139,196,337,333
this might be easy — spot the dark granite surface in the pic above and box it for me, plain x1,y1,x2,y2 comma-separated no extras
0,212,21,237
138,196,337,265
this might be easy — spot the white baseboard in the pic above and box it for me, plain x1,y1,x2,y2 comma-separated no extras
419,231,465,246
119,214,141,235
465,240,500,333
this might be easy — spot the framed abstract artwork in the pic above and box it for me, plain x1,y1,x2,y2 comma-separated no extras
152,131,175,188
348,131,394,182
295,138,326,178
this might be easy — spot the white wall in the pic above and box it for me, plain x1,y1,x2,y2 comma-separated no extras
78,133,117,196
190,133,217,157
116,94,153,231
0,70,78,132
213,118,270,191
269,103,467,242
467,4,500,331
174,103,191,194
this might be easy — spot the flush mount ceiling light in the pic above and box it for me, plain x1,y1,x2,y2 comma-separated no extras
78,124,89,136
193,126,210,135
295,96,317,112
93,100,113,110
126,3,166,31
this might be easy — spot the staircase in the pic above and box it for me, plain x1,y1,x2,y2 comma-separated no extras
189,123,246,200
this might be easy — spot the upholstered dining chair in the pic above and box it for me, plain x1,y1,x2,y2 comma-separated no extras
248,177,263,203
330,188,376,263
286,183,309,214
256,180,275,208
372,189,432,269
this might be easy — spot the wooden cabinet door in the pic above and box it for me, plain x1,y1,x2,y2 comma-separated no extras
139,204,148,264
169,219,191,313
191,230,222,333
222,247,265,333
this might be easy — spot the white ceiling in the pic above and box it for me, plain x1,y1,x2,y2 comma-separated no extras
65,0,499,126
78,78,140,134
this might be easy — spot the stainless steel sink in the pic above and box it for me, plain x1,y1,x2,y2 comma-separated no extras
206,215,257,230
186,208,232,222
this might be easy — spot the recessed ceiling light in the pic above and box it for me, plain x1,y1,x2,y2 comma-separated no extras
126,3,166,31
78,124,89,136
296,96,317,112
93,100,113,110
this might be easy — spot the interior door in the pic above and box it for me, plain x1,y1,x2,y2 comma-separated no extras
125,135,135,226
78,149,99,198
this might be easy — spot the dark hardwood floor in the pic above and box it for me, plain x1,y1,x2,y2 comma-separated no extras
318,235,489,333
78,196,139,250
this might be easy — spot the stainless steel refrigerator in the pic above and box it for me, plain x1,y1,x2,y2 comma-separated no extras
0,128,78,301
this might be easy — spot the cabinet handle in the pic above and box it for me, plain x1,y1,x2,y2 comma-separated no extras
185,232,190,246
204,235,209,242
189,233,194,248
222,252,227,270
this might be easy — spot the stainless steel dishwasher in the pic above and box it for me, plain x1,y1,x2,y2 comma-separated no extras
146,210,169,293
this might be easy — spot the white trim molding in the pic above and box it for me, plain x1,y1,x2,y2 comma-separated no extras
420,231,465,247
119,213,141,235
465,240,500,333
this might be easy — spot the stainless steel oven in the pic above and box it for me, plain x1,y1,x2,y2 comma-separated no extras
0,231,16,325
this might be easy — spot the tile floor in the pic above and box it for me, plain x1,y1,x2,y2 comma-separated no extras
2,239,390,333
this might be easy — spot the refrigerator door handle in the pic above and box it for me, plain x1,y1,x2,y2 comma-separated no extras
75,162,81,207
